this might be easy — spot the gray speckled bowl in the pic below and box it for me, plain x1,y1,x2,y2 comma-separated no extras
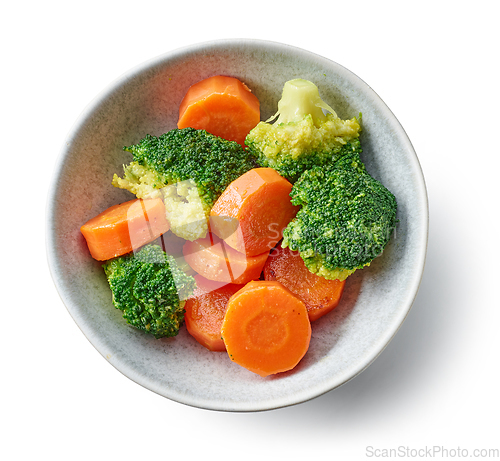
46,39,428,412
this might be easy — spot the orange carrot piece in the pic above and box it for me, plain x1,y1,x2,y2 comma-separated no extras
183,233,269,284
210,168,299,256
184,275,242,352
263,243,346,322
80,198,169,261
221,281,311,377
177,75,260,146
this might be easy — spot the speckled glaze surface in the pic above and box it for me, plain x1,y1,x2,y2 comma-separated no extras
46,39,428,412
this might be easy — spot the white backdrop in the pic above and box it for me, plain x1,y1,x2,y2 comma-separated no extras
2,1,499,459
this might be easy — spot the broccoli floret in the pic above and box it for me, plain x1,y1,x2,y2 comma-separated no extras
246,79,361,182
112,128,257,240
102,244,196,338
282,164,397,281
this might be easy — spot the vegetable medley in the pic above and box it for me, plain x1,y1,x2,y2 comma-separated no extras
80,75,397,378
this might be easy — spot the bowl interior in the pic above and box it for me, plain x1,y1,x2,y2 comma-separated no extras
47,39,428,411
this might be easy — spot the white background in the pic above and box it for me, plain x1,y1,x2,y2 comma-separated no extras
2,1,499,459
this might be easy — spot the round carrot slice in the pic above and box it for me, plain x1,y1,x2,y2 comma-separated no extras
221,281,311,377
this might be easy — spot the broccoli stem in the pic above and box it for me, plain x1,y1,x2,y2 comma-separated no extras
271,79,337,127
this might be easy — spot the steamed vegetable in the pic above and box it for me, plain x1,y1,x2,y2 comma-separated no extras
183,233,269,285
80,198,169,261
103,244,195,338
178,75,260,146
246,78,361,182
282,161,397,281
221,281,311,377
184,275,242,351
210,167,298,256
263,242,346,321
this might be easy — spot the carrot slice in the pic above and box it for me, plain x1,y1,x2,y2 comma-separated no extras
183,233,268,284
221,281,311,377
177,75,260,146
263,243,346,321
80,198,169,261
184,275,242,351
210,168,299,256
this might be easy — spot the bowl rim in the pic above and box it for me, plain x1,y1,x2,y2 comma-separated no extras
46,38,429,412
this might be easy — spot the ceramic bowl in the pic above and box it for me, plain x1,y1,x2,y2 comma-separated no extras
46,39,428,412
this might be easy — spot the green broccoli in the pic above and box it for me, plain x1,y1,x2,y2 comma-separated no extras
246,78,361,182
112,128,257,240
282,164,397,281
102,244,195,338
